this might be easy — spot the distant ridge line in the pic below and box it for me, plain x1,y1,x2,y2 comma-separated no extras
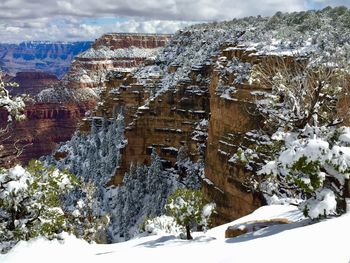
101,32,173,37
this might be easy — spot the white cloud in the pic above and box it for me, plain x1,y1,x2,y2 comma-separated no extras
5,26,22,33
0,0,349,42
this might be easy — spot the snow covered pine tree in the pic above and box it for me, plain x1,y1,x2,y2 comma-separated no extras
0,71,26,166
242,55,350,218
165,188,215,239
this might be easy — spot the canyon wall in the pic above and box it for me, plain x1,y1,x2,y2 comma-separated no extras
5,71,59,96
2,33,171,165
81,37,267,224
60,33,172,90
89,62,211,185
0,102,94,166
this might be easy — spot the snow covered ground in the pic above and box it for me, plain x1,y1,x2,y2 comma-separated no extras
2,204,350,263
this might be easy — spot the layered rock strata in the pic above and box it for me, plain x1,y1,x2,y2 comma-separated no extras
0,101,95,166
2,34,171,165
6,71,59,96
60,33,172,90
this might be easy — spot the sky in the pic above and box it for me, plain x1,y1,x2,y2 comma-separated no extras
0,0,350,43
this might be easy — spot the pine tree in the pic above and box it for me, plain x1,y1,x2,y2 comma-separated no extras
0,161,78,252
165,189,215,240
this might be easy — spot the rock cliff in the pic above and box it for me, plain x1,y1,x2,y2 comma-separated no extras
0,101,95,166
74,8,350,226
86,38,266,224
3,34,171,165
60,33,172,90
5,71,59,96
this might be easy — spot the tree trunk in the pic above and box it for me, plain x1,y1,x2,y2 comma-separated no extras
186,225,193,240
344,179,350,213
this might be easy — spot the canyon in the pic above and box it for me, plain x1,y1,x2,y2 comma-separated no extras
83,36,267,225
5,71,59,96
5,8,350,228
65,9,350,226
0,41,92,78
1,33,171,166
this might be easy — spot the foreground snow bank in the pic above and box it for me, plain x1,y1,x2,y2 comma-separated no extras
2,205,350,263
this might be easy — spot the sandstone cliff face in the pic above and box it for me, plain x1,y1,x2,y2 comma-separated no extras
89,43,267,225
3,34,171,166
89,62,210,185
72,30,267,225
92,33,171,49
90,37,322,226
60,33,172,90
0,101,95,166
6,71,59,96
203,48,266,225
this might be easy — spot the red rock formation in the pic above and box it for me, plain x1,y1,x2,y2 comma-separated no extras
62,33,172,90
85,42,267,225
203,69,264,225
92,33,171,49
6,71,59,96
0,101,95,166
1,33,171,165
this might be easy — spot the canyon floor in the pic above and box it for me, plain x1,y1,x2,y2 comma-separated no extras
1,205,349,263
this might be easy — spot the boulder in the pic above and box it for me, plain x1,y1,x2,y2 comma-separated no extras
225,218,292,238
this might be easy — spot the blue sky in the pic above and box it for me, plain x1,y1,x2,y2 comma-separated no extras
0,0,349,42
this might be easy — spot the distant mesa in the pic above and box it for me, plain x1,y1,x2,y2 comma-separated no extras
0,41,92,78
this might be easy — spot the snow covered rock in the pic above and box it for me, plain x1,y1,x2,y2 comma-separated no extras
225,218,292,238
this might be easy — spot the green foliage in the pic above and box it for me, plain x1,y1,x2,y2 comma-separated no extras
235,148,250,166
302,205,310,218
0,160,111,251
0,161,77,252
139,215,154,232
165,188,215,239
65,181,110,243
291,157,323,193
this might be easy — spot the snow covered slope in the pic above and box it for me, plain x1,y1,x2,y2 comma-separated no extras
1,205,349,263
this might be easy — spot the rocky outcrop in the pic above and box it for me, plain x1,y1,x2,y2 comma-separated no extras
2,33,171,166
5,71,59,96
83,38,306,228
61,33,172,90
92,33,171,49
0,101,95,166
0,41,92,78
225,218,292,238
91,63,211,185
73,31,267,225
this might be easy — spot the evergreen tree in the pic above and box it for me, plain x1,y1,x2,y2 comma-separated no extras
165,189,215,240
0,161,77,252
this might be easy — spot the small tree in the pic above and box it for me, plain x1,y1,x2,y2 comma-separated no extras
249,56,347,132
165,188,215,240
67,181,110,243
0,160,112,252
0,72,25,123
0,161,77,252
0,72,26,166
